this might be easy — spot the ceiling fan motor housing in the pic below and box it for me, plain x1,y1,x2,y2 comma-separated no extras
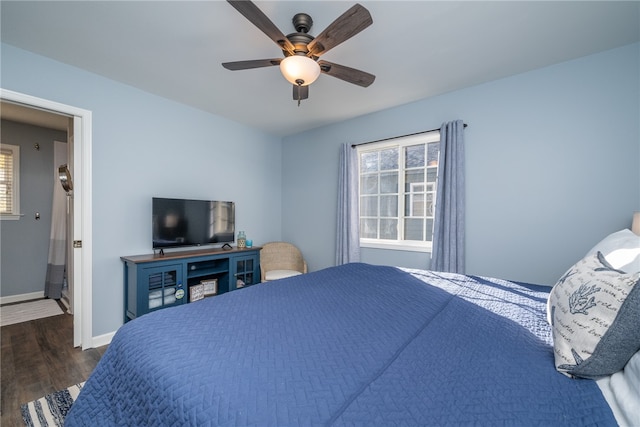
292,13,312,33
285,32,315,57
283,13,318,58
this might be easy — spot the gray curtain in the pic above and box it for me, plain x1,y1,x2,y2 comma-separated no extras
336,143,360,265
44,141,67,299
430,120,465,273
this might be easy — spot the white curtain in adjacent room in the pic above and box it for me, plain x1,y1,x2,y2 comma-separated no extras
44,141,68,299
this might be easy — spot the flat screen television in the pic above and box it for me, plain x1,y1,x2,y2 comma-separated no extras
152,197,235,250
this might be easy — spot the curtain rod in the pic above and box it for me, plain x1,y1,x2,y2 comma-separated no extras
351,123,467,148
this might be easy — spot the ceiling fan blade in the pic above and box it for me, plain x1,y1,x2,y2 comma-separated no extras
222,59,282,71
307,4,372,57
318,60,375,87
227,1,295,54
293,85,309,101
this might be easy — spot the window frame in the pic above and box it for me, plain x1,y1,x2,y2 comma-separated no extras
356,131,440,252
0,143,21,220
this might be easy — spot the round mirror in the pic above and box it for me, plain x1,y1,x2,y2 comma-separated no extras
58,164,73,192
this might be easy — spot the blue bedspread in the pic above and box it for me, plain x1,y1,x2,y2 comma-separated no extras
66,263,616,426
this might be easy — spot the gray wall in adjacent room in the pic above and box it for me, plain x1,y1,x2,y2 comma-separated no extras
1,119,67,298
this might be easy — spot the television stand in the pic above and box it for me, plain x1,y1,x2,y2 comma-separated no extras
122,246,261,322
221,243,232,250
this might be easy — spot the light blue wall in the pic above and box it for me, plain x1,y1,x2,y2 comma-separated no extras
0,120,67,297
282,43,640,286
1,43,283,336
2,41,639,339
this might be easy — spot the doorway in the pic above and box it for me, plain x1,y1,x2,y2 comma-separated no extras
1,88,93,349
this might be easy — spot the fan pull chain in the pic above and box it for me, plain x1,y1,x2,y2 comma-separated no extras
296,79,303,107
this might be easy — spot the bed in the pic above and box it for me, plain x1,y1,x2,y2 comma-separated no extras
66,228,640,426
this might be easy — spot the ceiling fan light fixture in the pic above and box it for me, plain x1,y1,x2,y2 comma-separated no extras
279,55,320,86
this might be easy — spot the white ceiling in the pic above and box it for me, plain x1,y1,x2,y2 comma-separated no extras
1,1,639,137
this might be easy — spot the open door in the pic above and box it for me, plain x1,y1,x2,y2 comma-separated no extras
1,88,93,349
70,116,82,348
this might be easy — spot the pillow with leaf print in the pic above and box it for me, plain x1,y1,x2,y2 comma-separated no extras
548,251,640,379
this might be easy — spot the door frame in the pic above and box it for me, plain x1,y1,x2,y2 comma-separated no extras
1,88,93,349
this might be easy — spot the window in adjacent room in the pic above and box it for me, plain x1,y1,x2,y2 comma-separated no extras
357,131,440,252
0,143,21,220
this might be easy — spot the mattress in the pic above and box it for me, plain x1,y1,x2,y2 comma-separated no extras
66,263,616,425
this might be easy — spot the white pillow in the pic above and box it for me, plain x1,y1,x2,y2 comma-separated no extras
596,350,640,427
586,229,640,273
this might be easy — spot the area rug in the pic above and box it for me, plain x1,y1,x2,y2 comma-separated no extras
1,299,64,327
21,382,84,427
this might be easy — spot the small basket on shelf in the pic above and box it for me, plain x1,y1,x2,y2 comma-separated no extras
201,278,218,297
189,284,205,302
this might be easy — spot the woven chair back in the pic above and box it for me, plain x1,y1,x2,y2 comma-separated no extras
260,242,307,274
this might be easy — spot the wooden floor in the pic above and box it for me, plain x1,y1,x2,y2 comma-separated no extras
1,301,107,426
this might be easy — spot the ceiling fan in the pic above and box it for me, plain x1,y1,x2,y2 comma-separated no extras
222,1,375,105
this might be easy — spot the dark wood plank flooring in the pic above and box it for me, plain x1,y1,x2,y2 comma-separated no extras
1,301,107,425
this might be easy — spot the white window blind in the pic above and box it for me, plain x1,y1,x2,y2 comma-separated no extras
0,144,20,219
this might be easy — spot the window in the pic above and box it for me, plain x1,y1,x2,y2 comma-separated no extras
357,132,440,251
0,143,20,220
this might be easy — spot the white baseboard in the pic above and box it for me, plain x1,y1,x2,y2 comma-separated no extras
0,291,45,305
91,330,115,348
